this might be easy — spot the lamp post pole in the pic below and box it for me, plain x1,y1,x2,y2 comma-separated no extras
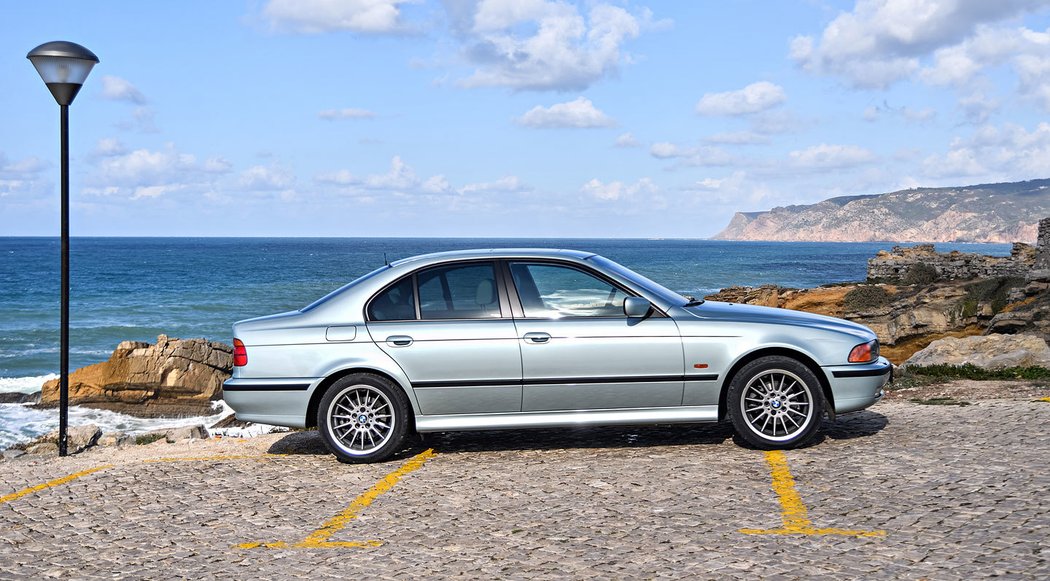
59,103,70,457
27,41,99,457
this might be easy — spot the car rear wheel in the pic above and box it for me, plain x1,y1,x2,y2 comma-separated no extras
317,374,410,463
727,356,824,450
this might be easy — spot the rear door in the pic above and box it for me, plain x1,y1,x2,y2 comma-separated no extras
366,261,523,415
506,260,685,411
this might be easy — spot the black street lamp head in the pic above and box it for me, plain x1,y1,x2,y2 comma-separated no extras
27,41,100,106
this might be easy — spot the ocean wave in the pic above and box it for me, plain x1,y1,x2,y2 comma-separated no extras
0,374,56,394
0,400,233,451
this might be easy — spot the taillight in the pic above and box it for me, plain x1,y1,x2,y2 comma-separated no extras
848,339,878,363
233,338,247,367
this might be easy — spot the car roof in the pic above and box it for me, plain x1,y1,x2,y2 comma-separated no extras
388,248,596,268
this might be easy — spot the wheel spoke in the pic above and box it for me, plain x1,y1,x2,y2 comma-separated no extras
328,384,397,454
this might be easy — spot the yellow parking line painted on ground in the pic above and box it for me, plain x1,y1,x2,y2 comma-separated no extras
142,454,290,463
237,448,437,550
739,451,885,538
1036,397,1050,403
0,464,112,505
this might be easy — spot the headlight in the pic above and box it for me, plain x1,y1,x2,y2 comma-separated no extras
848,339,879,363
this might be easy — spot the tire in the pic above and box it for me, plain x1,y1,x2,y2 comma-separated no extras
727,356,825,450
317,373,411,463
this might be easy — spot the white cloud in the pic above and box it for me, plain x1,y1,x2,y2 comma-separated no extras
0,154,47,176
318,108,377,120
922,121,1050,179
115,106,159,133
703,131,769,145
457,1,653,91
316,169,357,185
92,138,127,157
458,175,528,194
862,102,937,123
421,175,451,194
240,165,295,190
263,0,411,34
0,153,48,199
314,156,529,200
131,184,186,200
94,146,198,187
649,142,737,167
581,177,656,201
788,144,877,169
958,92,1000,123
650,142,682,159
614,132,639,147
792,0,1048,90
695,81,786,116
85,144,233,201
517,97,615,128
202,157,234,174
364,155,418,190
100,76,146,104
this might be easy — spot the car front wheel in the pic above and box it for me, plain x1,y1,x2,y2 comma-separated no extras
317,374,410,463
727,356,825,449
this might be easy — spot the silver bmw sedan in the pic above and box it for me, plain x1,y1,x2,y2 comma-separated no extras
223,249,889,463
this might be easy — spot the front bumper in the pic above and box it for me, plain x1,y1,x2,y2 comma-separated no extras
824,357,891,414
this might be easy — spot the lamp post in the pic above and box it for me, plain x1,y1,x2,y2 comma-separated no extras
27,41,99,457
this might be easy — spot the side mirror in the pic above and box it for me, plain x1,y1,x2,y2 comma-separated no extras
624,297,652,318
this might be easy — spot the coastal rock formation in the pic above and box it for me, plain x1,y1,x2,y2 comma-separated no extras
867,243,1035,283
705,280,1011,363
714,178,1050,242
30,424,103,455
40,335,232,417
902,334,1050,370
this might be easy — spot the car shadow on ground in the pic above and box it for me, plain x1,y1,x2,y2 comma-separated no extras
265,410,888,460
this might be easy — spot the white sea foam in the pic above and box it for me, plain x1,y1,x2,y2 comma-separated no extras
0,399,283,451
0,374,56,394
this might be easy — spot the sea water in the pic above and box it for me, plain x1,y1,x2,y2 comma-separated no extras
0,237,1011,449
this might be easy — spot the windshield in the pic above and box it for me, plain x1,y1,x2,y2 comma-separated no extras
587,255,690,307
300,265,390,312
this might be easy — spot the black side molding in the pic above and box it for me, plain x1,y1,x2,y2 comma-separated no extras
413,374,719,389
222,382,310,392
831,366,892,378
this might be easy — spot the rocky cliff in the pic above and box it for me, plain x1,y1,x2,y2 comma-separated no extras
714,178,1050,242
40,335,232,417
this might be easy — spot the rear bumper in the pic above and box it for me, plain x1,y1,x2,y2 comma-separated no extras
221,378,319,428
824,357,891,414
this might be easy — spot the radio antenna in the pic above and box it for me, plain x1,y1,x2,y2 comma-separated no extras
384,252,390,266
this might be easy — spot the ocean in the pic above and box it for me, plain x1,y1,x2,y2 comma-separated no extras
0,237,1012,449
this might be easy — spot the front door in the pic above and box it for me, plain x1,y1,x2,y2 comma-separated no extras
366,261,522,415
507,261,684,412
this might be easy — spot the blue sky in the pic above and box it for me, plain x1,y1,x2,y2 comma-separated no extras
2,1,1049,238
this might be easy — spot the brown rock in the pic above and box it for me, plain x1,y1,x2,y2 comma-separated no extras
902,334,1050,370
40,335,232,418
33,424,103,454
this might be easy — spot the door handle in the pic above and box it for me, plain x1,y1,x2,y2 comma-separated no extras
523,332,551,344
386,335,414,347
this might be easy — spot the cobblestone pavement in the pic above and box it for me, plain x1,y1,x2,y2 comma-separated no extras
1,398,1049,579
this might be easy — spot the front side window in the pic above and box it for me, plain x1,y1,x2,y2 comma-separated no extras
510,262,629,318
417,262,501,319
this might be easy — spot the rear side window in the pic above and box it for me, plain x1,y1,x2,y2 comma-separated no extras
367,277,416,321
418,263,501,319
367,261,502,321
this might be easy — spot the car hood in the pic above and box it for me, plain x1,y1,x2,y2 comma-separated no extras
683,300,875,341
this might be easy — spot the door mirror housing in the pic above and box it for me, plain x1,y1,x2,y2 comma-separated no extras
624,297,652,318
